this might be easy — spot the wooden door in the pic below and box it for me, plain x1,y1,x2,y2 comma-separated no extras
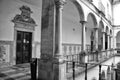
16,31,32,64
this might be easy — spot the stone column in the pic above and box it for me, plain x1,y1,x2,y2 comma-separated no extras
107,66,111,80
107,34,110,57
94,27,99,61
94,27,98,50
80,21,87,63
113,36,117,54
107,34,110,50
54,1,67,80
102,31,106,51
38,0,67,80
109,35,112,49
80,21,87,51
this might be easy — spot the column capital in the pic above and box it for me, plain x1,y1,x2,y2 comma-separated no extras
102,31,106,34
107,33,110,36
80,21,87,24
93,27,99,30
55,0,66,9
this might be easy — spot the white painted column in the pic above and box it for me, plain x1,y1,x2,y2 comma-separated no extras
55,0,65,57
109,35,112,49
107,34,110,57
94,27,99,61
80,21,87,63
107,34,110,50
80,21,87,51
114,36,117,54
102,32,106,51
94,27,98,50
55,1,67,80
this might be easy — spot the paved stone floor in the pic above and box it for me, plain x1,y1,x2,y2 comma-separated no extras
0,63,31,80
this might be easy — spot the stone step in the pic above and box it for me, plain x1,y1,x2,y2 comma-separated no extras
0,63,31,80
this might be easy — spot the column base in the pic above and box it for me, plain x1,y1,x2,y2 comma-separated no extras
38,59,67,80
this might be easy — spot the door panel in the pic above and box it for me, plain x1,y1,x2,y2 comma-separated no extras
16,31,32,64
16,31,23,64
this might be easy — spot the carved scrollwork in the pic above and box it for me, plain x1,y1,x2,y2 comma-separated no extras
12,5,36,25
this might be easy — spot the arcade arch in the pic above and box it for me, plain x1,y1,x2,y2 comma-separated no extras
62,0,85,55
116,31,120,49
86,13,97,52
98,21,104,51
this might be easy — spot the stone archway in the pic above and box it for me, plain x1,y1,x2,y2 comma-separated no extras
98,21,104,51
86,13,97,51
62,0,85,55
116,31,120,49
70,0,84,21
86,13,97,61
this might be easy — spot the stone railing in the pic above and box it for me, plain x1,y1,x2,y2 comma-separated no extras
62,43,82,55
62,43,91,55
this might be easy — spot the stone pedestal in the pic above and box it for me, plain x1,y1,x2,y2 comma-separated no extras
38,59,66,80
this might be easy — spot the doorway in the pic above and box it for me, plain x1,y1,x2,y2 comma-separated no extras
16,31,32,64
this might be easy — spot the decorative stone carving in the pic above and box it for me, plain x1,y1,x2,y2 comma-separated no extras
12,5,36,26
0,45,6,62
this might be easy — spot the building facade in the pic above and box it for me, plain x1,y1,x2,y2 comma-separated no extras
1,0,120,79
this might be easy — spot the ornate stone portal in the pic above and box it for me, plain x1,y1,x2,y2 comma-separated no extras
12,5,36,65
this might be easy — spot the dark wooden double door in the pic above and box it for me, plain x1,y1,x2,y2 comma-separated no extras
16,31,32,64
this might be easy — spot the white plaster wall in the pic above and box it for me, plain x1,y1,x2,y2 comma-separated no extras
92,0,112,21
113,3,120,25
62,1,82,44
101,0,112,19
